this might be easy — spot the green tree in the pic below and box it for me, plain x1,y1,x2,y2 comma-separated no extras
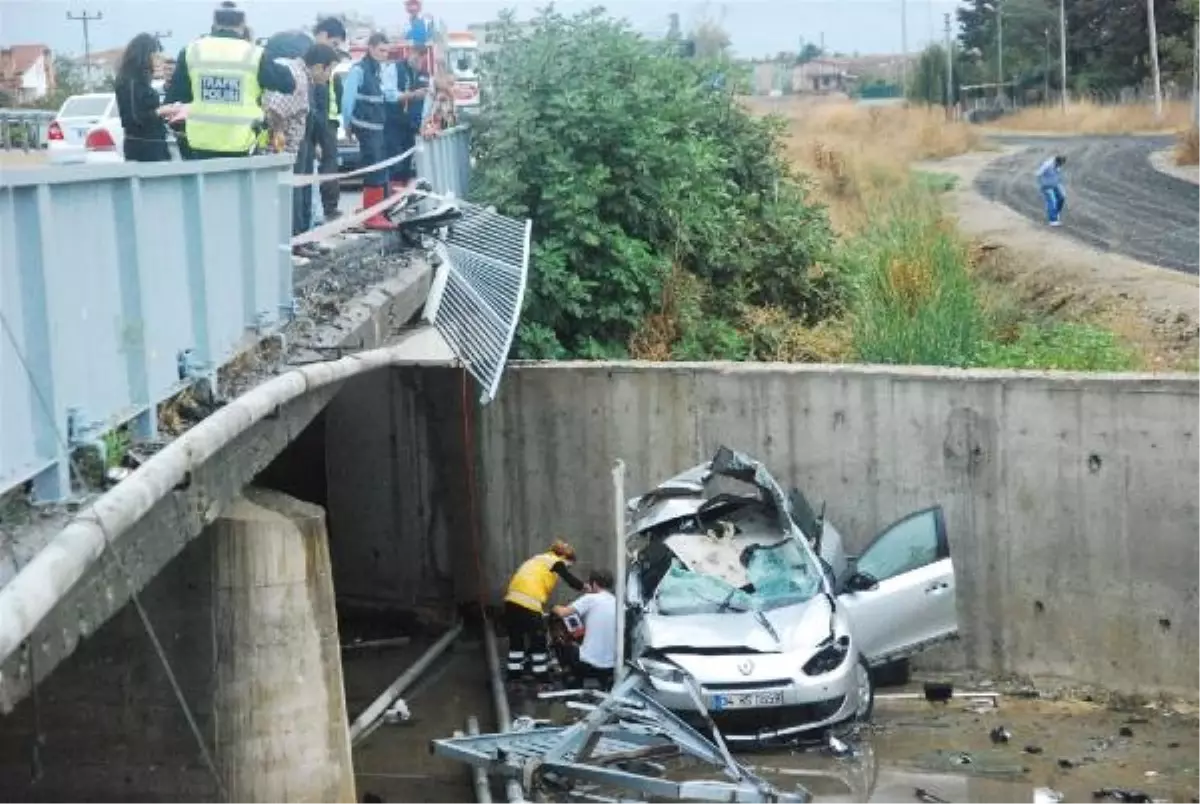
797,43,823,64
470,8,839,359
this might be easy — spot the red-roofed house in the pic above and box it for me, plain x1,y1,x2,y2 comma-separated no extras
0,44,55,102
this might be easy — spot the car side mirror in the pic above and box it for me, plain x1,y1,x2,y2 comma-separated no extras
842,571,879,593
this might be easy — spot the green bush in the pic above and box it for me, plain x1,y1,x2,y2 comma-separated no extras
469,8,838,359
975,323,1138,371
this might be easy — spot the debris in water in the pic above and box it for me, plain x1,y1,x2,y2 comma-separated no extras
1024,745,1045,755
990,726,1013,744
915,787,948,803
952,752,974,766
382,698,411,724
924,681,954,703
827,734,852,757
1167,741,1180,749
1057,758,1076,769
1093,788,1153,803
1034,788,1064,803
1142,771,1158,778
1119,726,1135,738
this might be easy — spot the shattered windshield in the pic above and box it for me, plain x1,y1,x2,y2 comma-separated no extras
653,539,822,616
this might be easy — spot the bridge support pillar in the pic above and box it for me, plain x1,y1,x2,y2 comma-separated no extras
211,487,355,802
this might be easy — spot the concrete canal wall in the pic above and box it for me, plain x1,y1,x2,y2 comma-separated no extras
461,362,1198,696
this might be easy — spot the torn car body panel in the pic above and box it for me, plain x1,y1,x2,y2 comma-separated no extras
624,446,959,742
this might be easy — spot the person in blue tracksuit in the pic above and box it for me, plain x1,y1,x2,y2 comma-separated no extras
1036,154,1067,227
341,32,393,229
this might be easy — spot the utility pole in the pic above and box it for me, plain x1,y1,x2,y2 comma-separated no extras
153,30,172,42
1146,0,1163,120
66,10,103,89
1044,28,1050,104
1193,17,1198,128
1059,0,1068,109
996,0,1003,104
901,0,909,95
945,13,954,114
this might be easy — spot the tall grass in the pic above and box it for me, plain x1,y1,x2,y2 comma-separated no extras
839,188,985,366
1176,127,1199,166
992,100,1193,134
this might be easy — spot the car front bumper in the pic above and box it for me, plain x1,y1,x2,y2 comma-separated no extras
643,653,860,743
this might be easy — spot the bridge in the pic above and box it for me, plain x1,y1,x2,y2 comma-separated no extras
0,123,1196,801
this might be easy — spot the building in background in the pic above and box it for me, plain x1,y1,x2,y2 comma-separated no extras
0,44,54,102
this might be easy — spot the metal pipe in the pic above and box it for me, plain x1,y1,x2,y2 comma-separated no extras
467,716,494,803
483,620,526,803
0,334,458,668
611,459,627,685
349,621,464,744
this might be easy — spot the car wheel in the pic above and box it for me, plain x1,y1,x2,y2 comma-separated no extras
851,656,875,722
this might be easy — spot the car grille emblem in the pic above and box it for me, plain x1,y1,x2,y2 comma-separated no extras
737,659,754,676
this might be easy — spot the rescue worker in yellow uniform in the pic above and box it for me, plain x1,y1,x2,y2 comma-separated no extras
163,1,297,159
504,540,584,685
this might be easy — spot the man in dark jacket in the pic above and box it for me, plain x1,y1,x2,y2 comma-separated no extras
165,1,297,159
310,17,347,221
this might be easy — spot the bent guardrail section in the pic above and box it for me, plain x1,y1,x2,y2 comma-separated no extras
0,155,294,501
415,125,471,199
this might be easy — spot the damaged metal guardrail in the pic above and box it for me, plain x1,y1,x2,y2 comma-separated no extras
423,201,531,404
431,667,812,803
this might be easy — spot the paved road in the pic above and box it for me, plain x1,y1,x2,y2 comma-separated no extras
975,135,1200,275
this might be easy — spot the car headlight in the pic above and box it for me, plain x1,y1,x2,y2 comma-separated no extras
801,635,850,676
638,656,682,682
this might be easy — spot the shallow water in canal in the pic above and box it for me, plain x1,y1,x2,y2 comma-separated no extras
344,636,1199,804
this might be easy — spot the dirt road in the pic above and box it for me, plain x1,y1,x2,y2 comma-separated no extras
976,135,1199,275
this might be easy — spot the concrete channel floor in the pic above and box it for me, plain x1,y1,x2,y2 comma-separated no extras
347,641,1200,804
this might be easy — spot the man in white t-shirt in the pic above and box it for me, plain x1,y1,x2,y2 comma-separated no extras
552,569,617,689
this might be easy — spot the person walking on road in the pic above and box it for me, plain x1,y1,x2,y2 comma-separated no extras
1036,154,1067,227
341,33,395,230
164,1,296,159
114,33,172,162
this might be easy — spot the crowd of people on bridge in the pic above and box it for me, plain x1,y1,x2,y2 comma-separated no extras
112,0,458,256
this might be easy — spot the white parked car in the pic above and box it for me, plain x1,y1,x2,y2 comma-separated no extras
625,447,959,744
47,93,118,165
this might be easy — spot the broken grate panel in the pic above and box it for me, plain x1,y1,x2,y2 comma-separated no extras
424,202,530,405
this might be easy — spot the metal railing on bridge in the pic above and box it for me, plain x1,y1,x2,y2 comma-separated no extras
0,124,527,501
1,155,295,502
0,109,55,151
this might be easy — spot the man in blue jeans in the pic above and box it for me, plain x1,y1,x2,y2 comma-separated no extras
1036,154,1067,227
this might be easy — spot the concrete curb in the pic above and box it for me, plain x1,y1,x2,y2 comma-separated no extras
1149,148,1200,186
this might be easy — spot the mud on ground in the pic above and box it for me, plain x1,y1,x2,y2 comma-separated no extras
924,148,1199,370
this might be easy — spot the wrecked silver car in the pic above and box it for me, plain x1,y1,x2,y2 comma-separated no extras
625,446,959,743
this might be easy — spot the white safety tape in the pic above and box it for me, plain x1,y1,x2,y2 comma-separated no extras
289,187,414,246
289,143,421,187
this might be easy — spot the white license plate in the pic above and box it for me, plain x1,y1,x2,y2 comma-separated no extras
709,690,784,711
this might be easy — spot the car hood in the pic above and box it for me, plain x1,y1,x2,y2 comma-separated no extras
642,593,834,655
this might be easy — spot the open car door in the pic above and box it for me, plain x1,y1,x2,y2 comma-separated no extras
836,506,958,666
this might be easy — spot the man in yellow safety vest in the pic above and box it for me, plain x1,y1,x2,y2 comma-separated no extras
504,540,584,685
163,1,298,158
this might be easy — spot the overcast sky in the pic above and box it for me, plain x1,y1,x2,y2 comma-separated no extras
0,0,961,59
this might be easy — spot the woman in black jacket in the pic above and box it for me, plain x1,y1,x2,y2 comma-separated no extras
115,33,171,162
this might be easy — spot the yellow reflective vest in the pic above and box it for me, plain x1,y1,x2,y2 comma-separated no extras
186,35,264,153
504,552,562,614
329,81,339,121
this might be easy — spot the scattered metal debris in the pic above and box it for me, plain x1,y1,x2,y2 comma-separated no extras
1034,787,1064,803
1024,745,1045,755
1094,788,1154,803
990,726,1012,744
915,787,949,803
431,668,812,803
